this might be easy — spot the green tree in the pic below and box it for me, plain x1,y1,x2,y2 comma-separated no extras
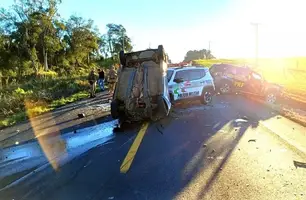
65,15,99,67
105,23,132,57
0,0,63,73
98,34,109,58
0,0,39,74
184,49,214,62
0,0,133,77
30,0,62,71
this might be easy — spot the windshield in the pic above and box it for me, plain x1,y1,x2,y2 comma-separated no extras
1,1,305,200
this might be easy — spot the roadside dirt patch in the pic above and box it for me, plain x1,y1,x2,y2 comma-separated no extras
280,107,306,127
247,95,306,127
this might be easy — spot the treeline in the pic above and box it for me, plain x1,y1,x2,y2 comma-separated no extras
0,0,132,81
184,49,214,62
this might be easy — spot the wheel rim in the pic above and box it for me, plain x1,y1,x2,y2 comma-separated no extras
204,92,212,103
267,93,276,103
220,83,230,93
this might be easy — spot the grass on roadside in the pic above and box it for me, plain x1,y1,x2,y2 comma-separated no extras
0,91,89,128
50,91,89,108
0,112,28,127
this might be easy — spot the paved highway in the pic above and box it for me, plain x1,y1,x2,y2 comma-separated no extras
1,95,306,200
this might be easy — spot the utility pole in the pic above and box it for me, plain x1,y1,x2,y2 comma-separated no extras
251,23,259,68
207,40,211,59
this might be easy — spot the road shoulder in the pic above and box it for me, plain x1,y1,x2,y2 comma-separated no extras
0,91,112,148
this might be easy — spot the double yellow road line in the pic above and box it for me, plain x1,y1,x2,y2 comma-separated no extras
120,122,149,173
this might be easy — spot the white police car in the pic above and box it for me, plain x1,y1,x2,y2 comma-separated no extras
167,66,215,104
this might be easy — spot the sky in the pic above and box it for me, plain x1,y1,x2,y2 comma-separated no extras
2,0,306,62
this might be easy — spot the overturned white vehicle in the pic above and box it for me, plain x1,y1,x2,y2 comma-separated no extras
111,45,172,124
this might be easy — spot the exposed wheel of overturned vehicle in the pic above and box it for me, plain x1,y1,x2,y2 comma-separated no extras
201,87,214,105
111,100,129,132
219,81,232,94
119,50,126,66
113,116,129,133
111,99,120,119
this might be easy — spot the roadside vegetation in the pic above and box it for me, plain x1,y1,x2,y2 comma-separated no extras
0,0,132,128
0,75,90,127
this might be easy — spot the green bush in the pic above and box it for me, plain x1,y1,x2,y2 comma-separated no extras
0,76,90,124
0,112,27,127
38,70,58,78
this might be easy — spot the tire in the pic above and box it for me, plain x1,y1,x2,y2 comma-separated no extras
219,81,231,94
119,50,126,66
111,100,119,119
157,45,165,61
265,91,278,104
201,88,213,105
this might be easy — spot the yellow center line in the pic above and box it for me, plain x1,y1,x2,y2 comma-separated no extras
120,122,149,173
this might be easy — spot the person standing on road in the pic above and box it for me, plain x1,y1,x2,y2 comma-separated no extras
107,66,118,95
88,69,97,98
97,69,105,91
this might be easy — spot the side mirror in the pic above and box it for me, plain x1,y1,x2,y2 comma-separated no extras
173,78,184,83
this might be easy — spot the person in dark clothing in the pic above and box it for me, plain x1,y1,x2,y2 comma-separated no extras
97,69,105,91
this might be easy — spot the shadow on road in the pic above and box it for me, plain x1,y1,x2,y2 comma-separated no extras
172,96,279,199
108,95,279,200
0,95,281,200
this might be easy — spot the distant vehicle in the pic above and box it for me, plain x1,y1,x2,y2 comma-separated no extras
111,45,171,125
167,66,215,104
210,64,283,104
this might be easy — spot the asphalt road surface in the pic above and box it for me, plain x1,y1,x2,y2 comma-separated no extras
1,95,306,200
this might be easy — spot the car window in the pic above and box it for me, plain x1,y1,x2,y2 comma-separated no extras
167,70,174,82
209,65,218,73
174,70,190,81
210,64,224,73
173,69,206,82
252,72,262,80
189,69,206,80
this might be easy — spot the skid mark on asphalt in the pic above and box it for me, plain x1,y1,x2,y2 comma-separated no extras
120,122,149,173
